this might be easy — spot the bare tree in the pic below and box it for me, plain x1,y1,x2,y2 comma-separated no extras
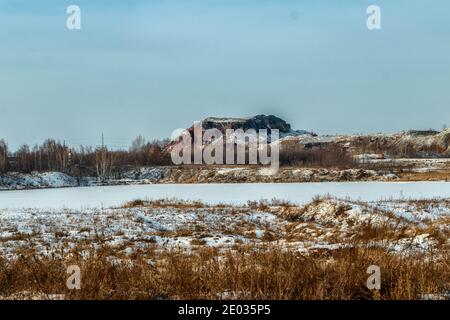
16,144,32,173
130,135,146,153
95,146,114,181
0,139,7,174
3,136,170,175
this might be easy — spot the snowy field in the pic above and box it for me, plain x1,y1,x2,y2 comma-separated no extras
0,182,449,209
0,196,448,260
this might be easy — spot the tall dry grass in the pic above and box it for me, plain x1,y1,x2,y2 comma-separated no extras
0,245,448,300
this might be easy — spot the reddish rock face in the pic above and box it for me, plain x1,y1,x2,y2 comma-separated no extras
165,114,316,152
201,115,293,133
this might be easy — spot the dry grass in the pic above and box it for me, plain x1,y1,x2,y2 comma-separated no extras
1,197,448,300
397,170,450,182
123,198,207,209
0,245,448,300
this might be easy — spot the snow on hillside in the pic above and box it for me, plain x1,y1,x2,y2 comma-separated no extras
0,172,78,190
0,197,448,260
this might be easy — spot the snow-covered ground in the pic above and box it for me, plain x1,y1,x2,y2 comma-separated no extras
0,181,449,210
0,197,448,260
0,167,399,190
357,158,449,172
1,179,448,262
0,172,79,189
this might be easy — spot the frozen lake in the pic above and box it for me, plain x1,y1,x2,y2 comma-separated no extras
0,182,449,209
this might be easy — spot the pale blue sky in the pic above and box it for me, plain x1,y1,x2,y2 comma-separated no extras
1,0,450,149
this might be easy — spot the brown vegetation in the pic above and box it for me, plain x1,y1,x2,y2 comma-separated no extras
0,197,448,300
0,245,448,300
279,144,356,169
0,137,171,177
397,170,450,182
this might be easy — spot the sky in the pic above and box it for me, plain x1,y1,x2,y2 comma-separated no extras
1,0,450,149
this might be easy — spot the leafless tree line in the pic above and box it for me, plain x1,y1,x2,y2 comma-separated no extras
3,134,445,178
0,139,7,174
0,135,358,178
279,143,356,168
0,137,171,179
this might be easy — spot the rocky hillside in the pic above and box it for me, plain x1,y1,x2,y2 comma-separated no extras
168,114,450,158
200,115,315,137
166,114,316,151
284,129,450,157
0,166,401,190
